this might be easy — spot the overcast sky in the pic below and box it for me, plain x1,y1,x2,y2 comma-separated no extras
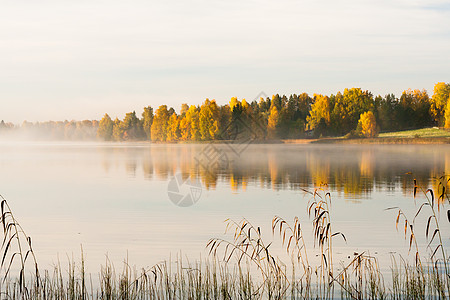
1,0,449,123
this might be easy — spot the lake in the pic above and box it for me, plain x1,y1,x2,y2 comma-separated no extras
0,142,449,275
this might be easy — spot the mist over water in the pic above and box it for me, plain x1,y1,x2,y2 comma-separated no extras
0,142,448,273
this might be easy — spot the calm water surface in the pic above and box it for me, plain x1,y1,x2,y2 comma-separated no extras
0,142,448,273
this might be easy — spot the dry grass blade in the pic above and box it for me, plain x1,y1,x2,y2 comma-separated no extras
439,186,446,202
426,215,433,239
431,244,442,259
427,188,435,207
414,179,418,198
409,233,414,252
0,195,39,299
331,232,346,242
413,202,430,222
427,228,440,248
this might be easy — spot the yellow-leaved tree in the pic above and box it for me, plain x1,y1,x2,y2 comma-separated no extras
444,97,450,128
142,106,153,140
151,105,169,141
97,113,113,141
167,113,180,142
199,99,220,140
229,97,240,112
241,99,249,111
358,111,378,138
187,105,200,141
430,82,450,125
267,105,280,139
307,94,330,130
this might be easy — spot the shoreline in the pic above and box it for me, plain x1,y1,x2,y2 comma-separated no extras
164,137,450,145
308,136,450,144
1,137,449,145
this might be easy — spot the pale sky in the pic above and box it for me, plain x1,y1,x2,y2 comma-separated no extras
1,0,449,123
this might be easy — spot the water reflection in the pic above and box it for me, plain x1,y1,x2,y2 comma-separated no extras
99,144,450,199
0,142,448,273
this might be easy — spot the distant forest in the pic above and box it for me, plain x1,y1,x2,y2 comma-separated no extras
1,83,450,141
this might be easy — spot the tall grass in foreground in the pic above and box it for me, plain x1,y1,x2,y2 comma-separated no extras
0,195,39,298
0,176,449,299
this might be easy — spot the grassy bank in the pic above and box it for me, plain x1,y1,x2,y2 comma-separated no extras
313,136,450,144
310,127,450,144
379,127,450,138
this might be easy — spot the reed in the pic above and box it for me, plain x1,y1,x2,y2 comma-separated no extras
0,175,448,299
207,179,449,299
0,195,39,299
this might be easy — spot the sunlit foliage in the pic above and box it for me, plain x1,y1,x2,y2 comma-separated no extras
445,99,450,129
307,94,330,133
1,84,446,141
358,111,378,138
151,105,170,141
97,113,113,141
267,105,280,139
430,82,450,126
142,106,153,140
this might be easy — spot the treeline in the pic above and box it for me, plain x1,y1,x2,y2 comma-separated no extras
0,120,99,140
1,83,450,141
97,82,450,141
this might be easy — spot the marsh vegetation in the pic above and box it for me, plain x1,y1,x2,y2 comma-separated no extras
0,174,449,299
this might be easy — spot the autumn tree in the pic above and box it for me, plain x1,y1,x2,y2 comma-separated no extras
445,99,450,129
151,105,170,141
178,104,191,140
358,111,378,137
121,111,143,140
179,118,190,141
112,118,123,141
229,97,239,112
167,113,180,141
179,105,200,141
330,88,373,134
241,99,249,111
307,94,331,131
430,82,450,125
142,106,153,140
267,105,280,139
180,104,189,116
199,99,220,140
188,105,200,141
